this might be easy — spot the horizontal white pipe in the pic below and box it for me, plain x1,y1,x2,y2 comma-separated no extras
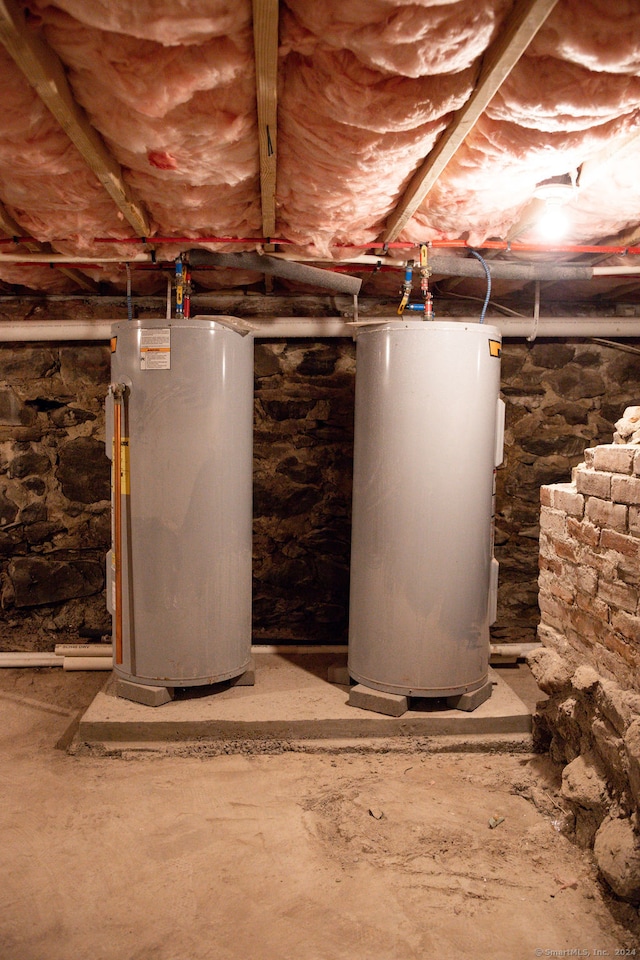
2,248,640,278
0,320,116,340
55,643,113,657
2,315,640,341
0,253,150,264
247,317,640,339
0,652,61,667
251,644,348,654
592,266,640,276
0,642,538,670
62,656,113,671
490,642,540,658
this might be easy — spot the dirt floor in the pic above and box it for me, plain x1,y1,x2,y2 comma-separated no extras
1,667,639,960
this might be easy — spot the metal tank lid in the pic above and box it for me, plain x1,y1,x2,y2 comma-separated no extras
353,318,502,339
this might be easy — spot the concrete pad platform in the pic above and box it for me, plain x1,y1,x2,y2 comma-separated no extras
76,653,532,748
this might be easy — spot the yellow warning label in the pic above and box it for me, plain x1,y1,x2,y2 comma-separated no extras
488,339,502,358
110,336,117,353
120,437,130,495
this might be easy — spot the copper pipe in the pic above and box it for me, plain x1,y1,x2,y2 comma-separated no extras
113,393,123,666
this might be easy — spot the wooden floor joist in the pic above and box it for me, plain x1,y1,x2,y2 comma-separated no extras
252,0,279,241
382,0,561,242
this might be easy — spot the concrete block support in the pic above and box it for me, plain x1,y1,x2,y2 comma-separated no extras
348,684,408,717
229,659,256,686
446,679,493,712
115,678,175,707
327,663,351,685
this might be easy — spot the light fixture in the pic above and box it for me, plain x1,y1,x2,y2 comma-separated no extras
533,174,575,241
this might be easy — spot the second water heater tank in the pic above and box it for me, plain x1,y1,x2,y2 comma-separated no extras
348,320,503,698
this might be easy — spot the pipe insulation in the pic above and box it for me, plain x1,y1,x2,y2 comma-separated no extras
186,249,363,295
269,251,596,282
424,256,592,282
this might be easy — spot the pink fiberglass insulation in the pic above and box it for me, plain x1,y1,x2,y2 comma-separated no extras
0,0,637,287
0,47,132,245
404,0,640,246
277,0,511,252
0,263,77,294
30,0,262,241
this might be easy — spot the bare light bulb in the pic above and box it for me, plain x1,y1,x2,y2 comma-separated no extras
536,199,570,241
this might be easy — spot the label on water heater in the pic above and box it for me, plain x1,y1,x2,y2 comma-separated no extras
140,328,171,369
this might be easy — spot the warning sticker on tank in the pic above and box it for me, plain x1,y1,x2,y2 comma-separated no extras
140,328,171,369
120,437,130,495
488,339,501,358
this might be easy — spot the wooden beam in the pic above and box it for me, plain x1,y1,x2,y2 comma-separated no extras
0,0,150,237
0,201,98,291
252,0,279,240
382,0,560,242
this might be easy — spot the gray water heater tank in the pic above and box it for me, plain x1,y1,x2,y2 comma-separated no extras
107,318,254,687
348,320,504,698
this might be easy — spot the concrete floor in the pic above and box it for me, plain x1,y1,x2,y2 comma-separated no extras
76,654,537,750
1,663,638,960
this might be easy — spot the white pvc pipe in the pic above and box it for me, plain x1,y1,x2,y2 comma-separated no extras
2,316,640,341
62,656,113,671
0,652,61,667
0,320,115,340
1,249,640,277
250,644,348,654
55,643,113,657
0,253,150,264
490,642,540,658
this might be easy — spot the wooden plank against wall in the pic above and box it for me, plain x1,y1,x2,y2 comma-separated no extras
253,0,279,241
0,0,150,238
382,0,560,242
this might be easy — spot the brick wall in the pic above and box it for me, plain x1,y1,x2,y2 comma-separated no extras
532,441,640,903
538,443,640,693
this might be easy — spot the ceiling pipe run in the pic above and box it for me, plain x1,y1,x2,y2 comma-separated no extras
2,316,640,341
270,253,597,282
4,235,640,256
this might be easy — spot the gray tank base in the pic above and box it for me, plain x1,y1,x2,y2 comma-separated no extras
348,675,493,716
327,663,351,685
348,684,408,717
228,658,256,687
115,678,175,707
115,659,255,708
445,677,493,712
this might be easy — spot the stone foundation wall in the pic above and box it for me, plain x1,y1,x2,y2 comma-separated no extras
0,344,112,649
495,339,640,643
531,435,640,903
1,335,640,651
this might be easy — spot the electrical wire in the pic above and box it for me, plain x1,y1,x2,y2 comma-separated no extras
591,338,640,355
469,250,491,323
435,288,528,318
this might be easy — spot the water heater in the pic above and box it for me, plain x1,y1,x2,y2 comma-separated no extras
106,318,253,687
348,320,504,698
